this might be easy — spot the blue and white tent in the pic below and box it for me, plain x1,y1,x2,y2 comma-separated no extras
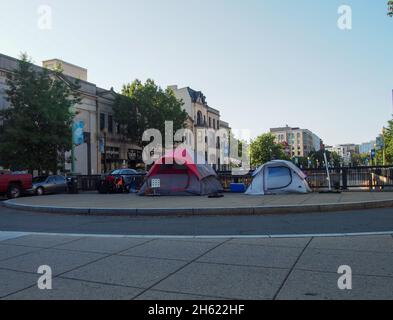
246,160,312,195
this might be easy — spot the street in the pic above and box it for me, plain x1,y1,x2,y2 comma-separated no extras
1,204,393,236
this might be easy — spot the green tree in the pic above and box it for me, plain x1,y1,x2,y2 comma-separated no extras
359,153,371,166
113,79,188,145
309,150,341,168
388,1,393,17
0,54,80,173
293,156,309,169
383,119,393,164
250,133,289,167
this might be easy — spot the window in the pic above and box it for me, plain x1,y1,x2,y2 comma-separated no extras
213,119,216,129
100,113,106,131
121,169,137,175
108,115,113,133
47,177,56,184
55,176,66,183
266,167,292,190
197,111,203,126
209,117,211,127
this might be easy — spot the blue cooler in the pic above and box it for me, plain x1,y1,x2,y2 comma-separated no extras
230,183,246,193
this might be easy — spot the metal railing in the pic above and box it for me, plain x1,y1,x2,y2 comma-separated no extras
303,166,393,190
74,166,393,192
75,174,146,191
217,166,393,191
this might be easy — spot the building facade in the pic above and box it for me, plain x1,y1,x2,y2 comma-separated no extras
359,141,376,155
0,53,142,175
270,125,322,158
169,85,230,169
326,144,359,166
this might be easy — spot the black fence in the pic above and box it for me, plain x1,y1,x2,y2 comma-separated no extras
304,166,393,190
76,174,146,192
74,166,393,192
217,166,393,191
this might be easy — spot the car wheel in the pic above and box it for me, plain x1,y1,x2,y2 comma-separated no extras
7,184,22,199
36,187,45,196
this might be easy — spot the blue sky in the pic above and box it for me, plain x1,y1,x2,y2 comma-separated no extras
0,0,392,145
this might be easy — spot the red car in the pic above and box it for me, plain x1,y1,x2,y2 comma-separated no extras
0,171,33,199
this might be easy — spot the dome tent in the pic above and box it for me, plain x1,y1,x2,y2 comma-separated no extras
139,149,223,196
246,160,312,195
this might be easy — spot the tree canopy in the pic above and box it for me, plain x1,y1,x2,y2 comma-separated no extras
250,133,289,167
309,149,341,168
0,54,80,173
382,119,393,164
112,79,188,145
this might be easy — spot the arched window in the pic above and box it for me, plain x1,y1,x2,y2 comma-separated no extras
197,111,203,126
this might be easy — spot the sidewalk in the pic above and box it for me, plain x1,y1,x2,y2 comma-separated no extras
0,232,392,300
5,192,393,216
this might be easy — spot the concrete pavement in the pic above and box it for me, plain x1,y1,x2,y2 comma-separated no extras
0,232,392,300
5,192,393,216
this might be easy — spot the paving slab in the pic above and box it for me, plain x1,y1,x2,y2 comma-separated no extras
0,269,38,298
0,244,41,262
120,239,219,261
154,262,289,300
198,243,304,269
0,235,82,249
54,237,152,254
228,237,311,248
0,248,105,275
0,233,392,300
276,269,393,300
296,248,393,277
4,278,142,300
62,255,187,289
309,236,393,253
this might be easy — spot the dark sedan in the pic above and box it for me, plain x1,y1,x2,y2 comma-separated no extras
30,175,68,196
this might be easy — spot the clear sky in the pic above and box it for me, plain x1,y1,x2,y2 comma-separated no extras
0,0,392,145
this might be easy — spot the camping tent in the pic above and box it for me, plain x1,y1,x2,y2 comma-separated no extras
139,149,223,196
246,160,312,195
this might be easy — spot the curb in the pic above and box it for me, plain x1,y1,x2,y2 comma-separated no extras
3,198,393,217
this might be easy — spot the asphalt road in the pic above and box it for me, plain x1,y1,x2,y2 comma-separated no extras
1,204,393,236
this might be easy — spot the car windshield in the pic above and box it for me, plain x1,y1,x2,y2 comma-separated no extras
122,169,137,175
33,176,48,183
111,170,121,175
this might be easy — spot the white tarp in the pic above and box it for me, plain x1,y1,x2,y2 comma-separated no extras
246,160,312,195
